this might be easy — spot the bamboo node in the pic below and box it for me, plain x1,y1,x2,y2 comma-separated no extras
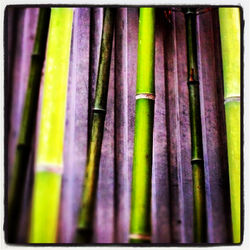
93,107,106,113
36,164,63,175
136,93,155,100
129,233,151,241
187,80,199,86
224,96,240,104
191,158,203,164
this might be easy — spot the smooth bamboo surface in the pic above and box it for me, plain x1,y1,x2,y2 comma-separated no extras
29,8,73,243
129,8,155,243
219,7,241,243
7,8,50,243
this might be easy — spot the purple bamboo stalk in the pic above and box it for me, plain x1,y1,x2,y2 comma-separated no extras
58,8,90,243
163,10,193,243
7,8,38,181
114,8,130,243
196,9,231,243
151,9,171,243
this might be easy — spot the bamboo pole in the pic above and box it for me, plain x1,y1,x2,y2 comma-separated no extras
75,8,114,243
114,8,129,243
184,8,207,243
28,8,73,243
129,8,155,243
219,8,241,243
7,8,50,243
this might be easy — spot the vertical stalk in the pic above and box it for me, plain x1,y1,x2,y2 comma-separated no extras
129,8,155,243
219,8,241,243
114,8,129,243
7,8,50,243
75,8,114,243
184,8,207,243
28,8,73,243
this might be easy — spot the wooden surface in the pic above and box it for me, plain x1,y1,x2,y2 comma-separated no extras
5,7,232,244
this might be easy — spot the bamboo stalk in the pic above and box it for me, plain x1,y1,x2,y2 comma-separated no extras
75,8,115,243
219,8,241,243
7,8,50,243
28,8,73,243
114,8,129,243
184,8,207,243
129,8,155,244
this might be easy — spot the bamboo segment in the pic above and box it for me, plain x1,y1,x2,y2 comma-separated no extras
219,8,241,243
184,8,207,243
219,8,240,100
76,8,114,243
29,8,73,243
129,8,155,243
7,8,50,243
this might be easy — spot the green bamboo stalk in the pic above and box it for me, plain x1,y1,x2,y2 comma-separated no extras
28,8,73,243
7,8,50,243
129,8,155,244
184,8,207,243
75,8,114,243
219,7,241,243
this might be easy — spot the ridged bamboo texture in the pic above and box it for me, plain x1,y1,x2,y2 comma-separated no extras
185,9,207,243
29,8,73,243
129,8,155,243
76,8,115,243
7,8,50,243
219,8,241,243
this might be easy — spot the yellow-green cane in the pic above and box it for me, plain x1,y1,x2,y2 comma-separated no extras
29,8,73,243
219,7,241,243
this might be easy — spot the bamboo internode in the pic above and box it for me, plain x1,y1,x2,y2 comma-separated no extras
29,8,73,243
184,8,207,243
219,8,241,243
129,8,155,243
7,8,50,243
76,8,115,243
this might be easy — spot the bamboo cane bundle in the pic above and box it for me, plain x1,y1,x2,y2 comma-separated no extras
129,8,155,243
219,8,241,243
7,8,50,243
75,8,115,243
28,8,73,243
184,8,207,243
